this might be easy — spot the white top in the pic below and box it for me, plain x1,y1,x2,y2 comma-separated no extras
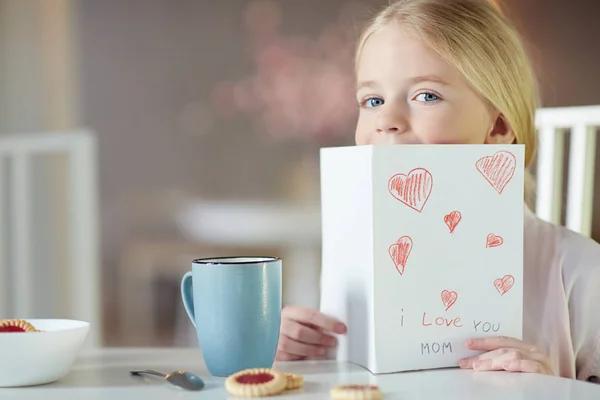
0,348,598,399
523,205,600,381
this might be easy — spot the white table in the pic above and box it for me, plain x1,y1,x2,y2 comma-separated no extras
1,348,598,399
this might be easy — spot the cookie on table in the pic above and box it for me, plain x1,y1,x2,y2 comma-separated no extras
0,319,40,333
330,384,383,400
225,368,287,397
284,372,304,390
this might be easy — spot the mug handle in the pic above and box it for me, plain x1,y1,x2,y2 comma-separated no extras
181,271,196,328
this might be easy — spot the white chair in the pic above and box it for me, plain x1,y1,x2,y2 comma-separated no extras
0,130,101,348
535,105,600,237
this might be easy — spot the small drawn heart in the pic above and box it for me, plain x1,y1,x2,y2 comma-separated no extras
494,275,515,296
444,211,462,233
476,151,517,194
389,236,413,275
388,168,433,213
441,290,458,311
486,233,504,248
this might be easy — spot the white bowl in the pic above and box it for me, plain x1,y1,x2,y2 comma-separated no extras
0,319,90,387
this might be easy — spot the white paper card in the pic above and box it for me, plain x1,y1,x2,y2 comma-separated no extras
319,144,524,374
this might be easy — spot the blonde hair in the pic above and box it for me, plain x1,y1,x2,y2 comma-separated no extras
356,0,539,206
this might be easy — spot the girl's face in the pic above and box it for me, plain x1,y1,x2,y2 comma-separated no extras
354,23,515,146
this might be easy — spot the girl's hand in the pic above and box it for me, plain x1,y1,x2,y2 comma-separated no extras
276,306,347,361
459,336,554,375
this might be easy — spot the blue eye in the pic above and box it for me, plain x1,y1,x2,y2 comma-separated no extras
365,97,384,108
415,92,439,102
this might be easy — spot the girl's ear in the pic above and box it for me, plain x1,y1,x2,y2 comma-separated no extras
486,113,515,144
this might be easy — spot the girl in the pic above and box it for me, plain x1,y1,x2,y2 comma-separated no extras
276,0,600,382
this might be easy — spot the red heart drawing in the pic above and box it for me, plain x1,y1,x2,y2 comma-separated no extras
494,275,515,296
389,236,413,275
444,211,462,233
486,233,504,248
388,168,433,213
476,151,516,194
441,290,458,311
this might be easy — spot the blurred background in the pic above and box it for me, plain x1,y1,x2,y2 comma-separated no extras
0,0,599,348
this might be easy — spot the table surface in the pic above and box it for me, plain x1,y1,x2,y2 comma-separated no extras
0,348,599,399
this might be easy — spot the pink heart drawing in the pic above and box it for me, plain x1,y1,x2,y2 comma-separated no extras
389,236,413,275
476,151,517,194
441,290,458,311
494,275,515,296
444,211,462,233
388,168,433,213
486,233,504,248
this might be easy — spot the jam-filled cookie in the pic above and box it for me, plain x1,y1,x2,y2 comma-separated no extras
284,372,304,390
0,319,39,333
225,368,287,397
330,384,383,399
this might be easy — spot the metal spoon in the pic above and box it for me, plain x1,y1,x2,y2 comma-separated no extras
130,369,205,391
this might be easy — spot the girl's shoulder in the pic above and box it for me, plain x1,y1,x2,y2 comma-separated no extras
525,206,600,276
525,206,600,381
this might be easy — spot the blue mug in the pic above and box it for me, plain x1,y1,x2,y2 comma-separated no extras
181,256,282,376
